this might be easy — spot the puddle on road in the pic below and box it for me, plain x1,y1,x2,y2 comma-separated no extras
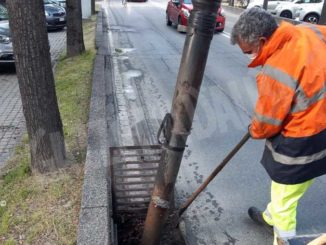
123,85,137,101
122,70,142,80
115,48,136,55
108,25,136,33
117,56,129,61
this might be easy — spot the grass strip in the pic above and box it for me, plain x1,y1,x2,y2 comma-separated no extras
0,15,97,245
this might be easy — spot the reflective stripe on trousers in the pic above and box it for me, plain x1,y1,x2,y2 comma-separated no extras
262,179,314,244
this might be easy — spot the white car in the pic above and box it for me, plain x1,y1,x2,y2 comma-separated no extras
247,0,291,13
296,0,323,23
271,0,323,19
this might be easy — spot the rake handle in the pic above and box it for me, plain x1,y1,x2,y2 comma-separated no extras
178,132,251,217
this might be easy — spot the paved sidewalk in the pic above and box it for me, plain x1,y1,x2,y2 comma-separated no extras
0,30,66,168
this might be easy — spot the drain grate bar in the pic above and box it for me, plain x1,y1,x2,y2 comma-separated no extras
116,194,151,199
115,187,152,192
114,180,155,185
116,199,150,205
114,173,157,178
114,160,160,165
114,167,158,172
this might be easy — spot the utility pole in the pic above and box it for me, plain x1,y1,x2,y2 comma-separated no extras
263,0,268,10
140,0,220,244
320,0,326,25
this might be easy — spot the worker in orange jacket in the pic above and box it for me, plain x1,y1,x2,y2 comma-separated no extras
231,8,326,245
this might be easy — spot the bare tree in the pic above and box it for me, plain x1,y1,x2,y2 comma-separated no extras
66,0,85,57
92,0,96,15
7,0,66,173
320,0,326,24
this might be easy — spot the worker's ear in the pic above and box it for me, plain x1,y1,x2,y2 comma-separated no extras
258,37,267,47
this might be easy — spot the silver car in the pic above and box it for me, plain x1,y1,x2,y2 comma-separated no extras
0,5,13,64
0,2,7,20
44,0,67,30
49,0,66,8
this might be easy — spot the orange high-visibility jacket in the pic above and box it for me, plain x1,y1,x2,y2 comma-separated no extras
248,22,326,184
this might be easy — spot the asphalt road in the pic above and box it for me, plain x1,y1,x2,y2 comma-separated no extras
104,1,326,244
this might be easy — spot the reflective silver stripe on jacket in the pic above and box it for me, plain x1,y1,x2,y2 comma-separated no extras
254,112,282,126
262,65,297,90
301,23,326,45
266,140,326,165
262,65,325,113
292,83,326,113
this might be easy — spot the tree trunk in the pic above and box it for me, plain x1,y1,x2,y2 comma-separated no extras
263,0,268,10
7,0,66,173
91,0,96,14
320,0,326,25
66,0,85,57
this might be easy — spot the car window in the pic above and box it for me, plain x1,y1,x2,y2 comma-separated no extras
0,22,10,36
43,0,53,4
0,4,8,20
296,0,322,3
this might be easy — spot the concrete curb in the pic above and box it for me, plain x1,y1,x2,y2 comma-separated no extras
77,8,116,245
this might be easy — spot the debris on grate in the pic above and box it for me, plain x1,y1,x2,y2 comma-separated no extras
109,145,186,245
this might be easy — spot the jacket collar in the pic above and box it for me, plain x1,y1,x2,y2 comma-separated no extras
248,22,296,68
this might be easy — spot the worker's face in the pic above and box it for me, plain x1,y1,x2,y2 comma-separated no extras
238,37,267,60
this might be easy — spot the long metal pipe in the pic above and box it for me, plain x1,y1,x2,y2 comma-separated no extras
141,1,220,244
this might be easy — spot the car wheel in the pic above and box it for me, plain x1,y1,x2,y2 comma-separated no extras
304,13,319,24
240,0,249,8
280,10,292,19
166,12,172,26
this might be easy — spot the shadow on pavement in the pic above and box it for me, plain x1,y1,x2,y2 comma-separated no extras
0,63,16,74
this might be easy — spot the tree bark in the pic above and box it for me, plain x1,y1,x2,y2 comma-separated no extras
66,0,85,57
91,0,96,14
7,0,66,173
320,0,326,25
263,0,268,10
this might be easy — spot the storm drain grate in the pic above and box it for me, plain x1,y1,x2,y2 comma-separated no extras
110,145,162,219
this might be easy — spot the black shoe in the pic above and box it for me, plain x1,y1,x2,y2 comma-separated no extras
248,206,273,234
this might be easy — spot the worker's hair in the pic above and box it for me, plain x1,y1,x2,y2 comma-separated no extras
231,7,278,45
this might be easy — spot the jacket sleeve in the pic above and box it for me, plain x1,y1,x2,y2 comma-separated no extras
250,68,296,139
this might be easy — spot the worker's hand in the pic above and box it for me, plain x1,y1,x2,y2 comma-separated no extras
307,234,326,245
247,124,253,138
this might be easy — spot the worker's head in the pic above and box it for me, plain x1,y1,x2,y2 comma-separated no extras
231,8,278,60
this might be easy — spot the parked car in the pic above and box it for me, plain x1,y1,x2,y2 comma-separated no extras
49,0,66,8
0,2,7,20
271,0,322,19
0,20,14,64
246,0,292,13
166,0,225,32
44,0,67,30
295,0,323,23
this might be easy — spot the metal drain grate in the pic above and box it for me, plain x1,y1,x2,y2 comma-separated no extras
110,145,162,219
